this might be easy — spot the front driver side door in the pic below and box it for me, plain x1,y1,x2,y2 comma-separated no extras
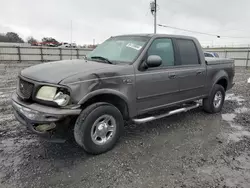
135,38,180,114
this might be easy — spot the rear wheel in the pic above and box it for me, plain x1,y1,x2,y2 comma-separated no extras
74,102,124,154
203,84,225,113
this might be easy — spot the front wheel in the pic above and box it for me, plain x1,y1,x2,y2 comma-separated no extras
203,84,225,113
74,102,124,154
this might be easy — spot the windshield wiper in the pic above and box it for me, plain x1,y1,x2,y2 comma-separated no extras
90,56,113,64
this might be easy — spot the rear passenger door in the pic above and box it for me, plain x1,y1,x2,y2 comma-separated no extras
175,39,206,100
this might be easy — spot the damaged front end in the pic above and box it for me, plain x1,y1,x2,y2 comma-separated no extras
12,93,80,142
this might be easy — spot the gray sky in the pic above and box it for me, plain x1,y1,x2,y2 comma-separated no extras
1,0,250,46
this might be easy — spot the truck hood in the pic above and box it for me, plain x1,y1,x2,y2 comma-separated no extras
21,60,113,84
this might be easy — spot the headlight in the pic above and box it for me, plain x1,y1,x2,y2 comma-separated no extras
36,86,57,101
36,86,70,106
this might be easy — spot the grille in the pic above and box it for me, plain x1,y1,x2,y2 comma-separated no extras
18,78,34,99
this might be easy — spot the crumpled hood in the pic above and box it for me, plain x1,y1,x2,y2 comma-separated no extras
21,59,113,84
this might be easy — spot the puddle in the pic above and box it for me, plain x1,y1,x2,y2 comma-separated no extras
197,155,250,187
222,120,250,142
229,123,243,131
228,131,250,142
222,113,236,122
248,77,250,83
222,112,250,142
234,154,250,170
225,94,245,105
234,107,250,114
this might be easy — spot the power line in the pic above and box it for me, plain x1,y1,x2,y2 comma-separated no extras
158,24,220,38
158,24,250,39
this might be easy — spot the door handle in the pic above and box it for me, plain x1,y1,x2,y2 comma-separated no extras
196,71,204,75
169,74,176,79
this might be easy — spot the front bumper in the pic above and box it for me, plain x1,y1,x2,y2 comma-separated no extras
12,93,81,140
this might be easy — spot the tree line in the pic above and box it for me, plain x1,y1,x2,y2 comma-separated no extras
0,32,59,45
0,32,98,48
0,32,24,43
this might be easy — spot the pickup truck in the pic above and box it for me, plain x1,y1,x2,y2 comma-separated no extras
12,34,235,154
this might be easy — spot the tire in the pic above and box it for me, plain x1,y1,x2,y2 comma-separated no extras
203,84,225,113
74,102,124,154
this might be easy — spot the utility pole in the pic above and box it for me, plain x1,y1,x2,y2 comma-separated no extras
154,0,157,34
70,20,73,60
150,0,157,34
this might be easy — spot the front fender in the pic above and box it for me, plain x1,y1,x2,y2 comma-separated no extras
77,89,136,117
78,89,130,105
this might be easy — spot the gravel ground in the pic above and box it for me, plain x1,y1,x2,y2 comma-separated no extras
0,62,250,188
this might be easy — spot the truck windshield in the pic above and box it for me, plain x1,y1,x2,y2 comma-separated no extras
86,36,149,64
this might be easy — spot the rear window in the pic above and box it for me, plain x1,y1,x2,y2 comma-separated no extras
204,52,214,57
177,39,199,65
213,52,219,58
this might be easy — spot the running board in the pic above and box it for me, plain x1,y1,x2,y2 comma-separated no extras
132,103,201,124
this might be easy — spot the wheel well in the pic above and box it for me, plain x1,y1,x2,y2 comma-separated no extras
81,94,129,120
216,78,228,91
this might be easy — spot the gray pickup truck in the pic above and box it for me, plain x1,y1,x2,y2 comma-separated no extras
12,34,235,154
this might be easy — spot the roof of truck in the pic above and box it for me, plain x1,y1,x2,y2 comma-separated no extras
114,33,197,40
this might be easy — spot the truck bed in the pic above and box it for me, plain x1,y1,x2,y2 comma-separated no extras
205,57,234,65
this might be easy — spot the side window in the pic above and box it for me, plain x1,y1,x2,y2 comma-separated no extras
177,39,199,65
147,38,175,67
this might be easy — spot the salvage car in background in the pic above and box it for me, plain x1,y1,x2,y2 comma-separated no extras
12,34,235,154
58,43,77,48
204,51,219,58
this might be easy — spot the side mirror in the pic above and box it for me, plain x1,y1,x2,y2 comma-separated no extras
146,55,162,68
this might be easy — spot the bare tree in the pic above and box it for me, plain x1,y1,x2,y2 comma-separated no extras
41,37,59,46
27,36,38,45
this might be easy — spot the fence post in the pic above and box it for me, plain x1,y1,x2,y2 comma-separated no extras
40,47,43,62
225,50,227,58
59,48,62,60
246,50,250,69
76,48,79,59
17,46,21,63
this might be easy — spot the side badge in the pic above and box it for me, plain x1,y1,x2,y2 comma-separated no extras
123,78,132,84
